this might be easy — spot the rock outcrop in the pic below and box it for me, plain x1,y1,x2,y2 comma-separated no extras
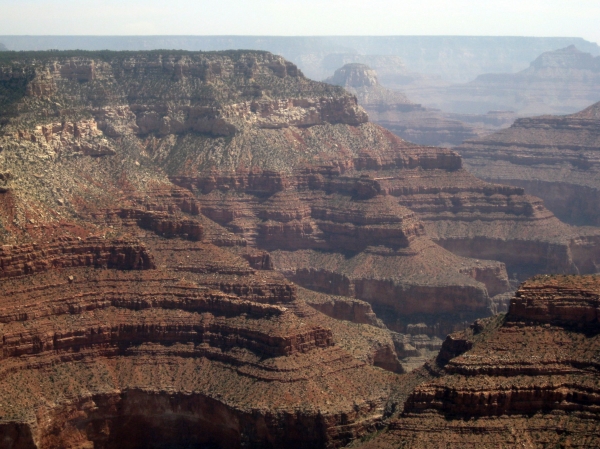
0,235,401,448
457,101,600,226
357,274,600,448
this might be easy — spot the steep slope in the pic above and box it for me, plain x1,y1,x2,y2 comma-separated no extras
457,101,600,226
356,274,600,448
0,50,513,338
0,51,406,448
0,235,404,448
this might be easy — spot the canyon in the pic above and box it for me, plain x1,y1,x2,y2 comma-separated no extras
2,50,600,338
0,49,600,447
457,101,600,227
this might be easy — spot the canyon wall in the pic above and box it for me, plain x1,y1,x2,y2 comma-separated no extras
457,101,600,226
2,50,598,337
357,274,600,448
0,224,401,448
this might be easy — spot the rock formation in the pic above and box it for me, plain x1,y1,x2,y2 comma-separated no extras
325,63,515,147
0,234,405,448
2,50,598,333
0,51,407,448
457,101,600,226
357,274,600,448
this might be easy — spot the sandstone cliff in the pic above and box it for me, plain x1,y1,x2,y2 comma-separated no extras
457,101,600,227
356,274,600,448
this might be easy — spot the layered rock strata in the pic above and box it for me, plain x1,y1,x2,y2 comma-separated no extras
2,46,600,448
357,274,600,448
0,232,402,448
171,164,513,336
0,51,412,448
457,101,600,226
2,50,597,335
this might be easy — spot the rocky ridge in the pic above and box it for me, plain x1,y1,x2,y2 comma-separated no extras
356,274,600,448
457,100,600,226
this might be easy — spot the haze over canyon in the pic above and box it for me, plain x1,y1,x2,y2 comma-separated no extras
0,33,599,448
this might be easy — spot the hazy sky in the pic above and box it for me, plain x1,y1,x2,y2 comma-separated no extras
1,0,599,45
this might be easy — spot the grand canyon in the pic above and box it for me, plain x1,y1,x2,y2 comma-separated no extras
0,39,599,448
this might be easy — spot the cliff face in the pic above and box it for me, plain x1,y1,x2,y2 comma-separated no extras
0,235,404,448
457,101,600,226
0,51,405,448
357,274,600,448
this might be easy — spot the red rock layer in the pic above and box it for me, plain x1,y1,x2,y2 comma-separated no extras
0,236,154,278
357,274,600,448
0,234,400,448
172,165,511,337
